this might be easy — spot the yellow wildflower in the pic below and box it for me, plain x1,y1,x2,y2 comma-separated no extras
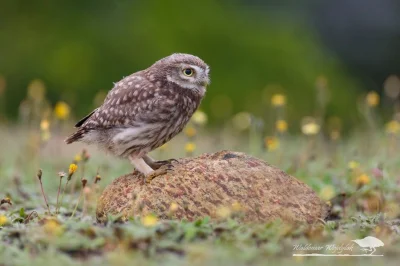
275,120,288,133
348,161,359,170
40,119,50,131
1,197,12,205
231,201,242,212
271,94,286,107
301,117,320,136
326,201,332,208
43,219,64,236
366,91,380,107
54,101,70,120
95,174,101,184
69,164,78,175
192,110,208,126
264,136,279,151
74,154,82,162
216,206,231,219
27,79,46,101
0,215,8,226
232,112,252,131
385,120,400,135
141,214,158,227
184,127,197,138
319,185,335,201
355,173,370,186
301,123,320,135
169,202,179,212
185,142,196,153
36,169,43,181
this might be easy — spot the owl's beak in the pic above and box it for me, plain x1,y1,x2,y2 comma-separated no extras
201,77,210,87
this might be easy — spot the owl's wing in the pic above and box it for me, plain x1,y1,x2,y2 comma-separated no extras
81,74,175,129
73,73,145,129
74,108,98,127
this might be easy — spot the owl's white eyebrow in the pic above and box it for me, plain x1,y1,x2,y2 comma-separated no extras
166,74,206,95
178,64,204,73
190,65,203,75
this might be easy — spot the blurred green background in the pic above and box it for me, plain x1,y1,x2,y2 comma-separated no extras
1,0,399,128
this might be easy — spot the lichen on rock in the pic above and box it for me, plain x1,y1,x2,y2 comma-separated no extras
96,150,329,223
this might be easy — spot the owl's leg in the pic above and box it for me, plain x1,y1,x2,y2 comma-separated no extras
129,156,154,175
129,156,171,183
143,155,177,170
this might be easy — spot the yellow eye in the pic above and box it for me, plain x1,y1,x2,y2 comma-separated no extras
183,68,194,76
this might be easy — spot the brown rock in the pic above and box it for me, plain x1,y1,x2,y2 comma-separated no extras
96,150,329,223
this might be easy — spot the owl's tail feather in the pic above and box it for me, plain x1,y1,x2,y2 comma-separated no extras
65,129,87,144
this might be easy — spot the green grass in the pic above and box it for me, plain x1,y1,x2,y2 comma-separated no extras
1,125,400,266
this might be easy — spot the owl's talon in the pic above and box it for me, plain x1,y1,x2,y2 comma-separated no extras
145,166,171,183
156,158,178,165
147,158,178,170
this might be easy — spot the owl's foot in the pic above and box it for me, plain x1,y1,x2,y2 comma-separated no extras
130,156,174,183
145,165,173,183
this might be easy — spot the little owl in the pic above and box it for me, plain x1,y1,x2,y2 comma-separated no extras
65,53,210,182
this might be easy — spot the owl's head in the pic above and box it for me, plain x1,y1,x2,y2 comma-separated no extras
151,53,210,96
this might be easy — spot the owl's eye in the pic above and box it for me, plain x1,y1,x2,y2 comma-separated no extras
183,68,194,77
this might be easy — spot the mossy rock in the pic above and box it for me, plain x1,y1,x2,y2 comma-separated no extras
96,150,329,223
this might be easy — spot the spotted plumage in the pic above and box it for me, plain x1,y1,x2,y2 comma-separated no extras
66,53,210,181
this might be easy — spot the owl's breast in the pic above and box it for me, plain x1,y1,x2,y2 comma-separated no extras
150,94,199,146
